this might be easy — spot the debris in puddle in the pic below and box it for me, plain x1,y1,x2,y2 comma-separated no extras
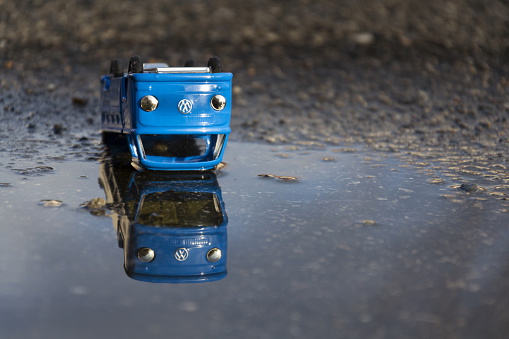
357,220,377,226
0,183,12,187
11,166,54,175
331,148,357,153
459,183,478,192
80,198,108,216
428,178,445,184
215,162,227,171
258,174,299,182
80,198,106,209
39,200,63,207
321,157,336,162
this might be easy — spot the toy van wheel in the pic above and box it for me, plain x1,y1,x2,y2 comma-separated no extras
116,227,124,249
109,59,123,77
208,56,223,73
184,59,195,67
128,55,143,73
98,178,104,190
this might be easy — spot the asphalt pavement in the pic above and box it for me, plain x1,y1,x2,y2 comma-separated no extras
1,0,508,159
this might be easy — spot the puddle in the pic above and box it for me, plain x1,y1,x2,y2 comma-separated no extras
1,141,509,338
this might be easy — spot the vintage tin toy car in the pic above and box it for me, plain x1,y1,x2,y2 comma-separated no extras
100,55,232,171
99,155,228,283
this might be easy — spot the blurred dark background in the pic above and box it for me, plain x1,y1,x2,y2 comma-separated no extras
2,0,508,69
1,0,508,154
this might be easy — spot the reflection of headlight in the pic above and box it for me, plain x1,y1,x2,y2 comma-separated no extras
207,248,222,262
210,95,226,111
137,248,155,262
140,95,159,112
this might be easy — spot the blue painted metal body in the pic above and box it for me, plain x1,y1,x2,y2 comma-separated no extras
99,157,228,283
100,67,233,171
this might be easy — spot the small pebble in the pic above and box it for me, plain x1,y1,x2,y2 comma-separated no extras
53,124,63,134
428,178,445,184
258,174,299,182
72,97,88,106
459,183,478,192
80,197,106,209
39,200,63,207
215,162,227,171
359,220,377,226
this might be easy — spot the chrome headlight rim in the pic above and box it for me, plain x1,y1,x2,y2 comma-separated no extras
137,247,155,262
210,95,226,111
140,95,159,112
206,247,222,262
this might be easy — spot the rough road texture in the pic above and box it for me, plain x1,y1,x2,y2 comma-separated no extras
1,0,508,166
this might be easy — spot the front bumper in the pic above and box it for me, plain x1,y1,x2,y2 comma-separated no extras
127,133,228,171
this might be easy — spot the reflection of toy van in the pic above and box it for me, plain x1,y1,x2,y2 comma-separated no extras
100,55,232,171
100,157,228,283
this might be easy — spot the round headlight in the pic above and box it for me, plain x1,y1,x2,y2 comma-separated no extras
137,248,155,262
210,95,226,111
140,95,158,112
206,248,222,262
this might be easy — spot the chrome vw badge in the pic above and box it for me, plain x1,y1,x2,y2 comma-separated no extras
177,99,193,114
175,248,189,261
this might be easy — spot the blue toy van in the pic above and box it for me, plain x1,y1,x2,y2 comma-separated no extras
100,55,232,171
99,156,228,283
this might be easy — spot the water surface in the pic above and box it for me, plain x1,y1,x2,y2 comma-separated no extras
1,142,508,338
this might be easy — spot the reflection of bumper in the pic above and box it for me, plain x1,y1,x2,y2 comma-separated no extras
128,134,227,170
127,271,227,284
125,225,228,283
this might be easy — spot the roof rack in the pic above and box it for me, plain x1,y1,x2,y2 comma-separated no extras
143,67,212,74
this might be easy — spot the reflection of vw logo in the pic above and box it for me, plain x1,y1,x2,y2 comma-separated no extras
175,248,189,261
178,99,193,114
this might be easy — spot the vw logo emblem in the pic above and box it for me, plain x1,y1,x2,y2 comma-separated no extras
178,99,193,114
175,248,189,261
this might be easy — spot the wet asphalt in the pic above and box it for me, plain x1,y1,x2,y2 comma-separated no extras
1,0,508,158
